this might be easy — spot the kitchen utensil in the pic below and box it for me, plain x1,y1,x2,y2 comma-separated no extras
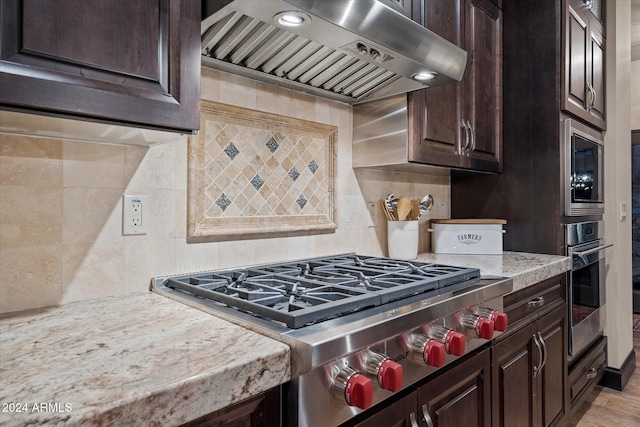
384,193,398,220
411,199,420,220
380,200,394,221
396,196,412,221
419,195,434,217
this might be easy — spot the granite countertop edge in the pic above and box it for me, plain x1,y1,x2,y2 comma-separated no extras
0,292,291,427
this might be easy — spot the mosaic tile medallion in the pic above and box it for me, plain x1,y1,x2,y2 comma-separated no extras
187,100,337,240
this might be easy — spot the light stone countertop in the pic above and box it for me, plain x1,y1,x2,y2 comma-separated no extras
416,251,572,292
0,251,570,427
0,292,290,427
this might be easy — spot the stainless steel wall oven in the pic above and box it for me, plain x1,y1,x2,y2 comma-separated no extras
566,221,611,360
563,119,605,217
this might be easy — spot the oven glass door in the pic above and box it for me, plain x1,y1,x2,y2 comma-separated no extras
571,134,603,204
569,239,606,328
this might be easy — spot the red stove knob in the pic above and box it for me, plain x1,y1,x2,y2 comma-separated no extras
408,335,447,367
459,312,494,340
378,359,403,392
476,317,494,340
491,311,508,332
332,365,373,410
363,350,403,392
423,339,447,367
444,330,466,356
423,325,466,356
345,373,373,409
474,307,509,332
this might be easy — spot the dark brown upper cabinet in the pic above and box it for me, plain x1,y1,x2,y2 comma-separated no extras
0,0,201,134
563,0,606,130
408,0,502,173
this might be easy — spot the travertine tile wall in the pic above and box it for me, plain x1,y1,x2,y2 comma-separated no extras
0,68,450,314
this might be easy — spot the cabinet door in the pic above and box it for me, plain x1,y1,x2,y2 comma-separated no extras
354,391,419,427
419,347,492,427
465,0,502,172
407,0,465,169
408,0,502,173
0,0,200,133
587,19,605,129
563,0,606,130
537,305,568,427
491,323,537,427
564,0,590,121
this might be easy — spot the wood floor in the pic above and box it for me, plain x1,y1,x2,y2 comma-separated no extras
568,331,640,426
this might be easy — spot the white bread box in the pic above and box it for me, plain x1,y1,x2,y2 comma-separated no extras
429,219,507,254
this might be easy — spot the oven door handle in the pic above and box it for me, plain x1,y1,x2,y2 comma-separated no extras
571,243,613,257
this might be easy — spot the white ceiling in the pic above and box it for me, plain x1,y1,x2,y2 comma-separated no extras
633,0,640,60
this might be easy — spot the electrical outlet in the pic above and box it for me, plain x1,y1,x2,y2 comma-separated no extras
621,202,627,221
122,195,148,235
367,201,377,227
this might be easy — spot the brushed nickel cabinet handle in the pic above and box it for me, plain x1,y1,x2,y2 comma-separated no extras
585,82,592,111
410,412,420,427
586,367,598,379
590,83,597,110
459,119,469,156
528,296,545,308
532,333,543,376
421,404,435,427
538,332,547,371
466,120,475,154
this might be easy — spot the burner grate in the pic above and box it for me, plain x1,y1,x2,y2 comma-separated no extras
161,255,481,329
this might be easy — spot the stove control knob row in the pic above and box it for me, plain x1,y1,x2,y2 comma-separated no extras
363,350,404,392
408,334,446,367
473,307,509,332
332,365,373,410
423,324,466,356
457,312,494,340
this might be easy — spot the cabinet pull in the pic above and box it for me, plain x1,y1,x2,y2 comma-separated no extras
421,404,435,427
459,119,469,155
538,332,547,371
466,120,475,154
584,82,593,111
532,333,543,376
528,296,545,308
409,412,420,427
586,367,598,379
590,83,597,110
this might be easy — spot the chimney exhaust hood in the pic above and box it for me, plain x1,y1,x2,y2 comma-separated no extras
201,0,467,104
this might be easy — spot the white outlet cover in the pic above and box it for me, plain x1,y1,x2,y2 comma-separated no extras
122,195,148,235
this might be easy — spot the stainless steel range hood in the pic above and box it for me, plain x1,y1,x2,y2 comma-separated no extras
201,0,467,104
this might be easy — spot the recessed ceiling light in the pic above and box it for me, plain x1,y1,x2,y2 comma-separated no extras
274,11,311,27
413,72,437,81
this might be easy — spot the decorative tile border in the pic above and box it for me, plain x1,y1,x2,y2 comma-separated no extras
187,100,337,240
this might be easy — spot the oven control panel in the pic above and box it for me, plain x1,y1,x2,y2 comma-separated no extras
298,302,508,423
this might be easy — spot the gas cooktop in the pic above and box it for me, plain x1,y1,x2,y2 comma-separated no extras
154,254,480,329
152,254,513,426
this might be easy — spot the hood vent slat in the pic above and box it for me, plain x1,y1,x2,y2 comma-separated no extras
201,0,467,104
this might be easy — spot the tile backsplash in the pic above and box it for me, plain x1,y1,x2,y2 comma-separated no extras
188,100,337,240
0,67,450,314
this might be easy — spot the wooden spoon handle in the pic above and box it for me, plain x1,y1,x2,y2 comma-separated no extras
396,197,412,221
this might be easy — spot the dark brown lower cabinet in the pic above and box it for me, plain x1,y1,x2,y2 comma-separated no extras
419,347,492,427
180,387,280,427
354,348,491,427
353,391,419,427
491,305,567,427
